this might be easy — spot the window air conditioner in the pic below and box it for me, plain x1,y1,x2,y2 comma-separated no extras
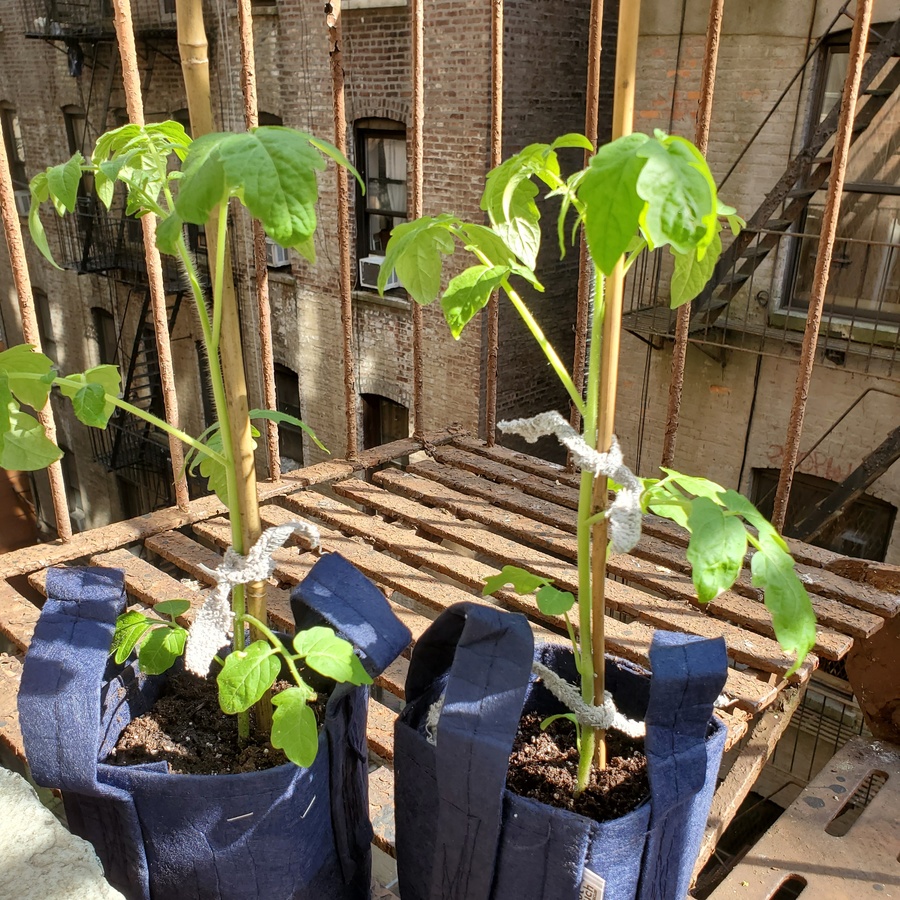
265,237,290,268
359,254,401,292
14,190,30,216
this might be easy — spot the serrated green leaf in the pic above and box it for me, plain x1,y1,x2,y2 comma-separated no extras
138,624,187,675
685,497,748,602
488,175,542,268
144,120,192,160
293,626,372,685
58,365,120,428
535,584,576,616
249,408,329,453
0,407,62,471
578,133,650,275
46,153,84,215
155,212,184,255
0,345,56,409
636,136,717,256
750,543,816,675
441,265,509,339
670,229,721,308
483,565,549,596
380,216,457,304
271,691,319,768
217,641,281,714
154,599,191,619
111,611,153,664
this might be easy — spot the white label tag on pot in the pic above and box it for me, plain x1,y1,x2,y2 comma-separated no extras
579,868,606,900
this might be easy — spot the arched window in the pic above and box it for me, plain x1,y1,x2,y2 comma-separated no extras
355,119,407,260
0,103,27,198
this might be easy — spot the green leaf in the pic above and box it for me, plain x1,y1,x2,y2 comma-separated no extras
380,216,457,304
718,489,789,553
111,611,153,665
249,408,329,453
155,212,184,255
670,229,722,308
154,599,191,619
483,565,549,596
483,171,542,268
549,133,595,153
28,173,59,269
636,135,717,256
535,584,576,616
173,132,228,224
578,133,650,275
645,484,691,529
726,213,745,237
0,407,62,471
750,543,816,675
57,365,120,428
441,265,509,339
540,712,579,731
293,626,372,685
217,641,281,714
685,497,748,602
271,690,320,768
0,345,55,410
138,624,187,675
660,468,727,503
307,135,363,191
46,153,84,215
458,223,517,268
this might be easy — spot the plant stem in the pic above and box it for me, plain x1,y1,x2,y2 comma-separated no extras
575,268,605,795
241,614,307,688
211,203,229,351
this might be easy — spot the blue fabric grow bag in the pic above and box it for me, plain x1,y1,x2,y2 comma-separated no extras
394,602,727,900
19,555,411,900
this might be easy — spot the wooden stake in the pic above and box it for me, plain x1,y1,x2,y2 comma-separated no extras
591,0,642,770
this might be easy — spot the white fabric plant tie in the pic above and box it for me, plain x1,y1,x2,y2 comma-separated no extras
531,660,646,739
497,410,643,555
184,520,321,676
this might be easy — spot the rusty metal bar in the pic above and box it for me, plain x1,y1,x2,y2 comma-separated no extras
325,2,359,460
411,0,425,440
484,0,503,446
237,0,280,481
569,0,604,446
112,0,190,511
0,120,72,540
773,0,873,531
661,0,724,469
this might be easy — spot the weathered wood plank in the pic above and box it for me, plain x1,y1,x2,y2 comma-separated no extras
0,582,39,653
344,476,852,659
0,654,25,768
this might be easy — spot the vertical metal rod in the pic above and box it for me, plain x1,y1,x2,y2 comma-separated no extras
570,0,604,441
0,119,72,540
237,0,280,481
326,2,358,460
411,0,425,440
772,0,873,531
661,0,725,469
484,0,503,446
112,0,190,511
590,0,642,769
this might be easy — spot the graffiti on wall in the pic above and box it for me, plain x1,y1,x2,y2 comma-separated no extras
766,444,854,483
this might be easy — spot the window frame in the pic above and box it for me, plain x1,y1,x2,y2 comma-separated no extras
273,362,305,469
0,104,27,194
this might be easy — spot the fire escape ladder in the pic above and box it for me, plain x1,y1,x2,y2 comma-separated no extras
689,16,900,331
792,423,900,543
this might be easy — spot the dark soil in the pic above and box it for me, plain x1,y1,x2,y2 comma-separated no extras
107,671,325,775
506,713,649,821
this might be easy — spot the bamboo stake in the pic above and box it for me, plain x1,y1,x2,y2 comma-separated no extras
773,0,873,531
325,1,359,461
661,0,724,469
570,0,604,442
112,0,190,512
176,0,268,731
484,0,503,445
0,118,72,540
590,0,642,769
237,0,280,481
411,0,425,440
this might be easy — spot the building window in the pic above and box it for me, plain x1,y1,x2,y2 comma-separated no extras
274,363,304,469
63,105,88,156
361,394,408,450
59,447,85,533
356,120,407,260
34,290,57,364
92,307,118,366
0,104,28,198
785,27,899,325
751,468,896,561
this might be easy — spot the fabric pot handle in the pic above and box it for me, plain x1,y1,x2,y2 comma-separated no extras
405,601,535,900
290,552,412,678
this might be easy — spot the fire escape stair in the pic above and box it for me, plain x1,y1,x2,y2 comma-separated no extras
688,16,900,332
